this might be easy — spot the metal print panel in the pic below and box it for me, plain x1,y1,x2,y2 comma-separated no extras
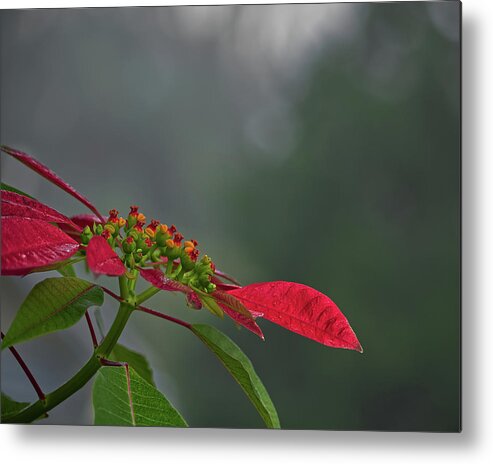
0,1,461,431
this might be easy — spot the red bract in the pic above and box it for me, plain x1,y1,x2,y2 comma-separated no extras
1,217,79,275
1,190,81,232
140,267,263,336
227,281,363,352
139,268,192,294
86,236,125,276
218,302,265,340
59,214,105,241
70,214,105,229
1,145,104,222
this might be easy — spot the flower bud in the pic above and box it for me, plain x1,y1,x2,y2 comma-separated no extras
156,224,171,246
101,229,111,240
137,234,151,252
122,236,136,254
108,209,119,224
81,225,93,245
127,205,140,228
104,224,116,235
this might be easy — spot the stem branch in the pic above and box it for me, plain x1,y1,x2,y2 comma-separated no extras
3,300,134,424
136,305,192,330
85,311,98,348
1,331,45,401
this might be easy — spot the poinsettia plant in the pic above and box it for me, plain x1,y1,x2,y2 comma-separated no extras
0,145,362,427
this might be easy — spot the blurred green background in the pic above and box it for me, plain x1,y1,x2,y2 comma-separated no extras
0,2,460,431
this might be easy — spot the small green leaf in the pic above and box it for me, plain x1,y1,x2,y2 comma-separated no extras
198,293,224,318
110,344,155,386
2,277,104,349
191,324,280,429
57,262,77,277
92,365,187,427
1,393,30,418
1,182,35,199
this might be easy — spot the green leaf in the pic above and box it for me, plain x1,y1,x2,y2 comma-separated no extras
191,324,280,429
2,277,104,349
198,293,224,318
1,182,35,199
110,344,155,386
92,365,187,427
1,393,30,418
57,262,77,277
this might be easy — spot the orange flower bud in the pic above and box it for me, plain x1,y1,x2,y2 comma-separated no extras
166,239,175,248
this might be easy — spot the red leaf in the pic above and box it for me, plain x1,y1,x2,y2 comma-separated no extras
86,236,125,276
1,190,81,232
228,281,362,352
1,217,80,276
59,214,106,241
217,301,265,340
1,146,104,222
139,267,192,294
70,214,105,229
186,292,202,309
213,291,261,319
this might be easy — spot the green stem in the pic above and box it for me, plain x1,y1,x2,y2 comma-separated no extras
135,285,161,305
3,300,134,424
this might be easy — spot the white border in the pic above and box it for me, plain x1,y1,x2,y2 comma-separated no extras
2,1,492,464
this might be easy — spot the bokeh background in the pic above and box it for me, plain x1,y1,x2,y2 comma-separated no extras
0,2,460,431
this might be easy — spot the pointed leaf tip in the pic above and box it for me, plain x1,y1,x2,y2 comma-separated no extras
1,190,81,231
1,145,104,221
228,281,362,352
86,236,125,276
139,267,192,294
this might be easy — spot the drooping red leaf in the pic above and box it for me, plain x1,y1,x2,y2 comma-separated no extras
213,291,261,319
86,236,125,276
139,267,192,294
227,281,362,352
1,190,81,232
186,292,202,309
1,217,80,276
1,145,104,222
217,301,265,340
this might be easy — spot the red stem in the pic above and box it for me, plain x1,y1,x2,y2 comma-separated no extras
100,358,126,367
85,311,98,348
136,305,192,330
102,285,191,329
1,331,45,401
101,286,123,302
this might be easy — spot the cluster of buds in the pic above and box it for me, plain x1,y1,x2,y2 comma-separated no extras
81,206,216,293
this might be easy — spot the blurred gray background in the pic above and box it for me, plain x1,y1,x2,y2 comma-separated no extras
0,1,460,431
